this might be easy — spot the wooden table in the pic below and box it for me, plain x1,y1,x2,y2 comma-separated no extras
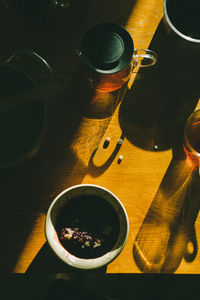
1,0,200,274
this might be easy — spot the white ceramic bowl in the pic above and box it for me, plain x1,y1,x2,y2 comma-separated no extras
45,184,129,270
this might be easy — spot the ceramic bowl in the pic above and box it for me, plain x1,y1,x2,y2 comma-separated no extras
45,184,129,270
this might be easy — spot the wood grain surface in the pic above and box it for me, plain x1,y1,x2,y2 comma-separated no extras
1,0,200,274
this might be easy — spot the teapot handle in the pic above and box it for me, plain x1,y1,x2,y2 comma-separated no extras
4,50,53,85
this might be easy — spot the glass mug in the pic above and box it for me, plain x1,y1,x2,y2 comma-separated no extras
77,23,157,92
163,0,200,44
183,109,200,173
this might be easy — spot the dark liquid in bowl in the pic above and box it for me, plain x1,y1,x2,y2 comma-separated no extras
56,195,120,259
167,0,200,39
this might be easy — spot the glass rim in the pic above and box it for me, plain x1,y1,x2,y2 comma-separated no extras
163,0,200,44
184,109,200,157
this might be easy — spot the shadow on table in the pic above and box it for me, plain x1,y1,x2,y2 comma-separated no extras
85,84,127,177
118,20,200,272
133,152,200,273
26,242,107,274
36,75,128,212
119,20,200,152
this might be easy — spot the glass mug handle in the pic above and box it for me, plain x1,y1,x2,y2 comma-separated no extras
132,49,157,68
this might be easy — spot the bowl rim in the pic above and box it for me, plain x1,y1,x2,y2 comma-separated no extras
45,183,129,270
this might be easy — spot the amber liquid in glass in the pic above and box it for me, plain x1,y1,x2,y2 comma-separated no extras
83,63,132,92
184,120,200,165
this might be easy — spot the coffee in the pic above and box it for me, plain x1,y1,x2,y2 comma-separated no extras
166,0,200,39
56,194,120,259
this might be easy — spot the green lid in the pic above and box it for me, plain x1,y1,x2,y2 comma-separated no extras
81,23,134,74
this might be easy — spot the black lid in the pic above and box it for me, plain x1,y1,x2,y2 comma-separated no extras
81,23,134,74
